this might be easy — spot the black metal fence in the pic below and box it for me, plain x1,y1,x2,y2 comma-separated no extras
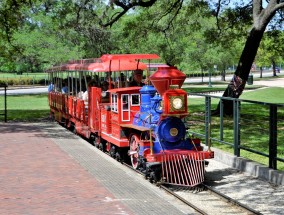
187,93,284,170
0,84,7,122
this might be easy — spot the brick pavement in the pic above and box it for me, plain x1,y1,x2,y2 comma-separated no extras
0,122,133,215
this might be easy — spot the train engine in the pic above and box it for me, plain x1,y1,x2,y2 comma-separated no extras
129,66,214,186
46,53,214,187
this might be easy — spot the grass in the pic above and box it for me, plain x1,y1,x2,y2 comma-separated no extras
0,72,47,79
182,83,263,93
187,87,284,170
0,93,50,121
241,87,284,104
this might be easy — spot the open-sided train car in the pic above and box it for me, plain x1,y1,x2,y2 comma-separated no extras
47,54,214,187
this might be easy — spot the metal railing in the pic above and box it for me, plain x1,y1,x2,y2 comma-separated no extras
188,93,284,170
0,84,7,122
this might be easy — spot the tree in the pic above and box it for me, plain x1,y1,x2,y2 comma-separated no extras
0,0,31,72
1,0,283,88
213,0,284,114
109,0,241,80
0,0,114,72
110,1,214,68
256,30,284,77
12,11,86,72
99,0,284,115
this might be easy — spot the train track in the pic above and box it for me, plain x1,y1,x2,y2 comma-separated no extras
160,183,263,215
86,137,262,214
159,184,207,214
202,182,262,214
122,161,262,215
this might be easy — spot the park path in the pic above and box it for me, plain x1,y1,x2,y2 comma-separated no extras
253,77,284,88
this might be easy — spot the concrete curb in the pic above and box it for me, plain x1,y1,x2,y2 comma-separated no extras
213,147,284,185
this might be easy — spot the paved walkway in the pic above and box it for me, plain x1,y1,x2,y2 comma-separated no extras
0,123,134,215
0,122,192,215
253,77,284,87
1,122,284,214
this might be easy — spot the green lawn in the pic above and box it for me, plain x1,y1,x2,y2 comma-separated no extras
0,94,50,121
187,86,284,170
241,87,284,103
0,72,47,79
0,72,47,86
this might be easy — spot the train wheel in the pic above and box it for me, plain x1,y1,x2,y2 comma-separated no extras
93,137,100,148
129,134,140,169
99,142,105,152
110,145,116,158
71,124,77,135
115,152,121,162
50,113,55,122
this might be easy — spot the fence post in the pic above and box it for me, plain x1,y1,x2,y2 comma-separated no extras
233,99,240,156
205,96,211,146
220,99,224,141
269,105,277,169
0,84,7,122
4,85,7,122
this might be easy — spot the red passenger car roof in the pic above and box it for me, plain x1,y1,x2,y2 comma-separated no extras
100,54,160,61
46,54,160,73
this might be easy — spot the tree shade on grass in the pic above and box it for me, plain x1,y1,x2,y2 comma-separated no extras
0,94,50,122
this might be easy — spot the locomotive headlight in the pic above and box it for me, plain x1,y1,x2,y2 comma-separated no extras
172,98,183,109
170,96,185,112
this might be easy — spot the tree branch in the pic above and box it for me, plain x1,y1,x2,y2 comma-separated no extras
271,2,284,13
101,0,158,27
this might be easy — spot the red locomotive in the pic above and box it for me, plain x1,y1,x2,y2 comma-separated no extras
47,54,214,187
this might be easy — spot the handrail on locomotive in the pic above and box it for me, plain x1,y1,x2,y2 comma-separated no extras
46,53,214,187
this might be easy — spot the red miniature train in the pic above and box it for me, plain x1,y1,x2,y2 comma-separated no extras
47,54,214,187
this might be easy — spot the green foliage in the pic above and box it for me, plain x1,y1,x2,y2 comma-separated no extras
0,0,113,73
0,77,41,85
0,0,284,78
108,0,248,75
256,30,284,68
0,72,47,85
11,9,85,72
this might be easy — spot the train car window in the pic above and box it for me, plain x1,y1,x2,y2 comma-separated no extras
111,93,118,113
122,94,130,121
131,94,140,106
122,94,129,111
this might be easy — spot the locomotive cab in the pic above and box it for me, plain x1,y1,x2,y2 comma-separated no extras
100,87,146,150
108,87,142,126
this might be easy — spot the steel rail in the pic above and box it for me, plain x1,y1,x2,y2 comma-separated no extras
92,141,262,215
122,162,208,214
202,182,262,215
159,184,207,215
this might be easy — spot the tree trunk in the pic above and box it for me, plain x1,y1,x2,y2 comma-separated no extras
272,60,277,76
214,28,265,115
221,69,226,81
